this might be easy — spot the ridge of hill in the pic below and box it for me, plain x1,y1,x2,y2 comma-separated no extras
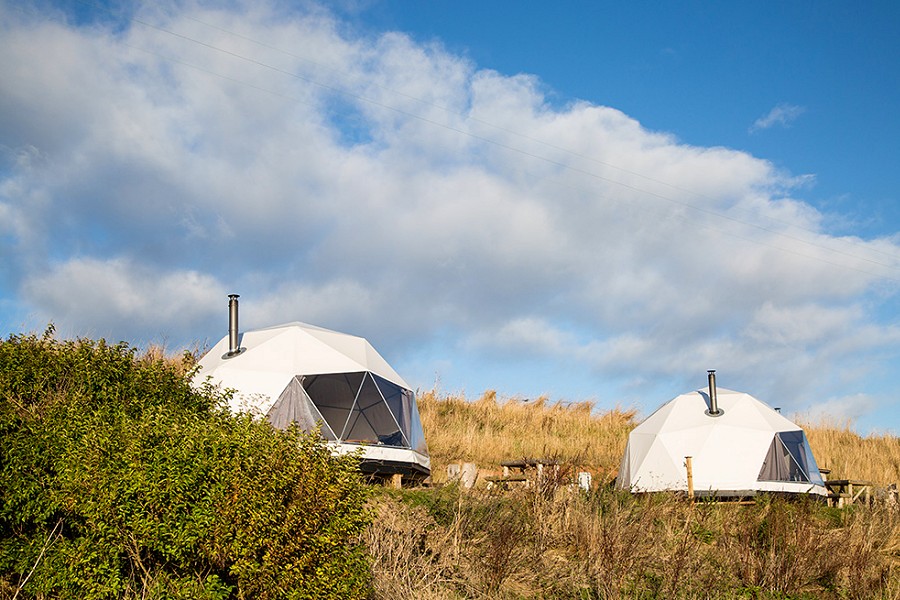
418,389,900,486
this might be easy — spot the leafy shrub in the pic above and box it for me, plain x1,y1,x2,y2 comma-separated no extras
0,331,371,599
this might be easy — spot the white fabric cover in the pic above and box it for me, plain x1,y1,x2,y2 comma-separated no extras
193,322,429,471
617,388,826,496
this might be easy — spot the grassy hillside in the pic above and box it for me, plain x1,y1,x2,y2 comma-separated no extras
370,391,900,599
419,389,900,486
366,484,900,599
802,419,900,486
417,390,635,482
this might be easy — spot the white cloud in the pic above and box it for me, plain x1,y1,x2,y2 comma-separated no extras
21,257,225,343
794,393,878,427
469,316,575,357
0,2,898,424
743,302,861,345
749,103,806,133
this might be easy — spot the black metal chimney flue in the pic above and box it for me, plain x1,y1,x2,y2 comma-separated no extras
227,294,240,356
707,369,720,416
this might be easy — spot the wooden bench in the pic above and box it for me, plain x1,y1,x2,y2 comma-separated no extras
500,458,559,477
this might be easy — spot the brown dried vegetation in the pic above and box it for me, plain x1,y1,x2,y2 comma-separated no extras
366,485,900,599
364,391,900,599
417,390,636,482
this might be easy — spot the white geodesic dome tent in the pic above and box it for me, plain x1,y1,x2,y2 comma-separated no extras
193,320,429,479
617,380,826,497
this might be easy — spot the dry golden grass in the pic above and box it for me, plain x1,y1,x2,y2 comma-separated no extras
418,389,637,482
366,485,900,599
800,417,900,485
140,344,200,377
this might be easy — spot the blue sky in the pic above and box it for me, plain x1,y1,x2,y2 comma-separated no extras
1,0,899,432
357,2,900,233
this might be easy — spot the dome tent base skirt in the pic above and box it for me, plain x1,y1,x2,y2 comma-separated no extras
330,442,431,482
358,458,431,483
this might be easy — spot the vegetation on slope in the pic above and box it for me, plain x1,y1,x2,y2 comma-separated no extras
802,419,900,486
0,331,371,599
4,333,899,599
420,389,900,485
417,390,636,482
370,390,900,599
366,483,900,599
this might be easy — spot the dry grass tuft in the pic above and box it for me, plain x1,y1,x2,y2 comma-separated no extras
366,484,900,599
799,417,900,485
138,344,200,377
418,389,636,482
378,391,900,597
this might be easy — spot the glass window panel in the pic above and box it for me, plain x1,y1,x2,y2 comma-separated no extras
403,389,429,455
777,431,810,481
317,406,351,439
372,374,411,447
374,373,428,455
356,372,387,411
345,374,403,445
801,435,826,486
342,408,377,443
302,372,364,439
757,430,811,483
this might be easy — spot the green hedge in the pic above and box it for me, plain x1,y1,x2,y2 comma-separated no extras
0,330,371,599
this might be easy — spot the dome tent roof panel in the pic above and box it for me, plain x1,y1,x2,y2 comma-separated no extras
620,431,660,477
634,395,681,431
248,323,369,374
198,322,410,384
715,393,784,431
202,326,295,372
689,427,775,488
270,322,410,388
756,401,808,431
630,437,686,491
200,324,363,374
654,424,715,458
207,367,294,415
649,395,713,432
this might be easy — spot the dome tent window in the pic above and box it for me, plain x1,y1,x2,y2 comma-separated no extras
757,430,824,485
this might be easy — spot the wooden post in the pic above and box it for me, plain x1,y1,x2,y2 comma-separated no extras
685,456,694,499
390,473,402,489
